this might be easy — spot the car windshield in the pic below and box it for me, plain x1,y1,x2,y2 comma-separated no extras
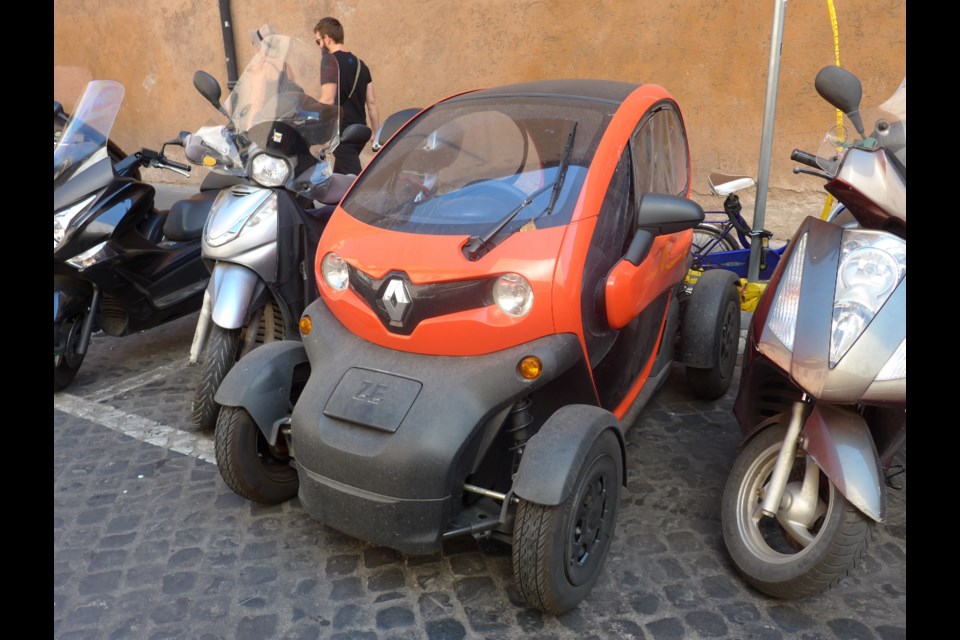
817,76,906,178
341,96,611,235
53,79,123,189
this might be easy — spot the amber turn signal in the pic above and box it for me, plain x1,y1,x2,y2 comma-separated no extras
299,315,313,336
518,356,542,380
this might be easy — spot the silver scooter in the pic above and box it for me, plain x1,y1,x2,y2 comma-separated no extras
721,66,905,599
182,33,369,430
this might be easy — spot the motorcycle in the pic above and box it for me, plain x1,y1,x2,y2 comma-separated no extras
720,66,905,598
184,33,371,430
54,79,223,391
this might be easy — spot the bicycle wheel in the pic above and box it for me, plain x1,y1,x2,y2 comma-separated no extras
692,224,739,255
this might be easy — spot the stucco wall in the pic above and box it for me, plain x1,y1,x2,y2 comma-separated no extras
53,0,906,238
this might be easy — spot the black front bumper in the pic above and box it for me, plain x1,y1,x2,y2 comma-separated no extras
291,299,583,554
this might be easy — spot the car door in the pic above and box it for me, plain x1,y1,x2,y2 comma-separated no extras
583,102,691,411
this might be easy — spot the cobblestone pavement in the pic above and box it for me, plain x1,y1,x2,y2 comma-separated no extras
54,312,906,639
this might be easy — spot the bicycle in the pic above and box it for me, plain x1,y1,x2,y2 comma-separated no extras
689,172,784,280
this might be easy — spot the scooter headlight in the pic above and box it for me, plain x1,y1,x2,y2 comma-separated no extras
321,253,350,291
767,232,807,351
493,273,533,317
54,194,97,250
830,230,906,366
250,153,291,188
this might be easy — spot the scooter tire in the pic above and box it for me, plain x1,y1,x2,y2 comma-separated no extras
721,424,872,599
214,406,299,504
512,429,622,614
191,325,241,431
54,315,86,392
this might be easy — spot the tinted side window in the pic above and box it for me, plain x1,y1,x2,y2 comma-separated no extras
581,150,634,367
630,103,689,198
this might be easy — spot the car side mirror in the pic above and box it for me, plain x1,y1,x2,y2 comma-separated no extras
636,193,705,237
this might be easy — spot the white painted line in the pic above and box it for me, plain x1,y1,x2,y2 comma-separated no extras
55,394,216,464
87,360,191,403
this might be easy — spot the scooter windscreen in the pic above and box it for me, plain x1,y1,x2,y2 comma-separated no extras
190,34,341,194
54,80,124,189
816,76,906,179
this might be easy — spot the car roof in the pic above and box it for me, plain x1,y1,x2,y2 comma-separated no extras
446,79,641,106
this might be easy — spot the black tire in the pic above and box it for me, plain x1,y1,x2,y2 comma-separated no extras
214,406,299,504
512,430,622,614
721,424,872,599
692,224,739,256
191,325,241,431
686,275,741,400
54,315,86,392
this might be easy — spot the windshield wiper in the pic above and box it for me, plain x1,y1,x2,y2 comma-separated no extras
462,121,578,261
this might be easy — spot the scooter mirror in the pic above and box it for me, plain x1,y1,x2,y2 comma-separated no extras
373,108,421,148
193,70,224,111
341,124,372,147
54,100,64,119
815,66,865,137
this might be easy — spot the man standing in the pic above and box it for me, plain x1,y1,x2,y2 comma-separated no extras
314,16,381,175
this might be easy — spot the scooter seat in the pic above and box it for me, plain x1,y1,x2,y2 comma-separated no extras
163,191,218,241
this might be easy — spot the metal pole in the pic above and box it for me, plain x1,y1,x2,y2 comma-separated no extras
218,0,239,91
748,0,788,282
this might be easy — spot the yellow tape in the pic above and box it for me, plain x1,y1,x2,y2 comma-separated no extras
820,0,842,220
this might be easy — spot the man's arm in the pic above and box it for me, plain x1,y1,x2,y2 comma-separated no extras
320,81,337,106
365,82,381,142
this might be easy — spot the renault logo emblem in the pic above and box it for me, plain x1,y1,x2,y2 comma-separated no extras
382,278,411,324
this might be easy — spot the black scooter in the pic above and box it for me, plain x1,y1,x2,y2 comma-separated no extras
54,79,228,391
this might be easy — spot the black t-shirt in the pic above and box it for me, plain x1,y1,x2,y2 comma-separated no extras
332,50,373,129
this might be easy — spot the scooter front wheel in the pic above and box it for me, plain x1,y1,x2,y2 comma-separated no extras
54,315,86,392
191,325,241,430
214,406,298,504
720,424,872,599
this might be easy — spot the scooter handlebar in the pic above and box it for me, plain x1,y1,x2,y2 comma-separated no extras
790,149,820,169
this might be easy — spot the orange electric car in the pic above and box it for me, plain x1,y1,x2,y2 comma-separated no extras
212,79,742,614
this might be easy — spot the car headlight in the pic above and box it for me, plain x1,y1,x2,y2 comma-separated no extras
204,192,278,248
767,232,807,351
830,230,906,365
250,153,291,187
54,194,97,250
321,253,350,291
66,240,117,270
493,273,533,317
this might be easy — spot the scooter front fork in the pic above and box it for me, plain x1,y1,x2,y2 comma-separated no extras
74,285,101,357
760,398,811,517
189,289,213,364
